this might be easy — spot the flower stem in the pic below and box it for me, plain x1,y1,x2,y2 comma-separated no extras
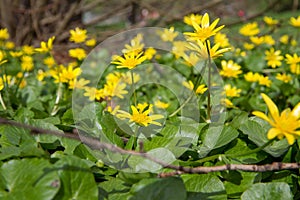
169,92,194,118
205,40,211,121
0,92,6,110
130,70,137,106
51,82,63,116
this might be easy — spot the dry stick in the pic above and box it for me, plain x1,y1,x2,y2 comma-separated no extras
0,117,299,177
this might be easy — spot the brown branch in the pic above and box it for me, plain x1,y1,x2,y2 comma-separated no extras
0,117,299,178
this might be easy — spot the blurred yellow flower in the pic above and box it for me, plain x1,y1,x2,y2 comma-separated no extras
0,51,7,65
69,27,87,43
244,72,260,82
9,51,23,57
122,33,144,55
43,56,56,68
258,75,271,87
222,98,234,108
219,60,242,78
5,41,15,49
184,13,224,41
172,41,188,58
21,55,34,71
184,14,202,26
289,16,300,28
280,35,289,44
22,45,34,55
69,48,86,60
263,35,275,46
85,38,96,47
69,78,90,89
84,87,103,101
117,103,164,127
224,84,241,97
144,47,156,60
263,16,279,26
214,32,230,48
276,73,292,83
265,48,283,68
0,28,9,40
35,36,55,53
158,27,178,42
285,53,300,75
243,43,255,50
250,36,264,45
155,100,170,109
239,22,260,36
107,105,120,115
253,93,300,145
59,65,82,83
182,80,207,94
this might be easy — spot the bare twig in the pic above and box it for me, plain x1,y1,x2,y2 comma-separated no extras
0,117,299,177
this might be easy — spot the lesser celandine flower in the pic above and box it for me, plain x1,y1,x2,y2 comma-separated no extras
184,14,202,26
157,27,178,42
285,53,300,75
22,45,34,55
122,34,144,55
187,40,230,60
224,84,241,97
0,51,7,65
182,80,207,94
276,73,292,83
84,87,103,101
107,105,120,115
239,22,260,36
222,98,234,108
214,32,230,48
144,47,156,60
265,48,283,68
253,93,300,145
35,36,55,53
154,100,170,109
5,41,14,49
0,28,9,40
172,41,188,58
43,56,56,68
103,81,128,99
244,72,260,82
219,60,242,78
112,52,147,70
21,55,34,71
85,38,96,47
59,65,82,83
184,13,224,41
69,27,87,43
263,16,279,26
182,52,200,67
250,36,264,46
243,43,255,50
289,16,300,28
69,48,86,60
117,103,164,127
280,35,289,44
69,78,90,89
263,35,275,46
258,75,271,87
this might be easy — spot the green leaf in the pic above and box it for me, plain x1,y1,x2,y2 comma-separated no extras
98,177,130,199
198,125,239,158
182,174,226,200
239,117,289,157
0,158,60,200
53,155,98,200
241,182,292,200
129,177,186,200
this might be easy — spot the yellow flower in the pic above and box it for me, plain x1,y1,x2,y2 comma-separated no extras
276,73,292,83
112,52,147,69
37,69,47,82
182,80,207,94
117,103,164,127
289,16,300,28
84,87,103,101
184,14,202,26
182,52,200,67
250,36,264,46
252,93,300,145
244,72,261,82
258,75,271,87
184,13,224,41
280,35,289,44
222,98,234,108
214,32,230,48
144,47,156,60
243,43,255,50
219,60,242,78
263,16,279,26
35,36,55,53
43,56,56,68
239,22,260,36
265,48,283,68
0,51,7,65
120,71,140,84
5,41,15,49
0,78,4,91
69,27,87,43
291,39,297,46
9,51,23,57
85,38,96,47
22,45,34,55
107,105,120,115
68,78,90,89
21,55,34,71
285,53,300,75
59,65,82,83
224,84,241,97
172,41,188,57
154,100,170,109
122,34,144,55
158,27,178,42
103,81,128,99
263,35,275,46
186,40,230,60
69,48,86,60
0,28,9,40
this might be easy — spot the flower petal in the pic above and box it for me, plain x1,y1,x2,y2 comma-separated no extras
284,133,296,145
252,111,273,124
292,102,300,118
261,93,279,119
267,128,281,139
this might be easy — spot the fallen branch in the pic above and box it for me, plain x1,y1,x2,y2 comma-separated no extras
0,117,299,177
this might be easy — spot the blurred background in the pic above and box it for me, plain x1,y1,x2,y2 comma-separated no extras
0,0,297,46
